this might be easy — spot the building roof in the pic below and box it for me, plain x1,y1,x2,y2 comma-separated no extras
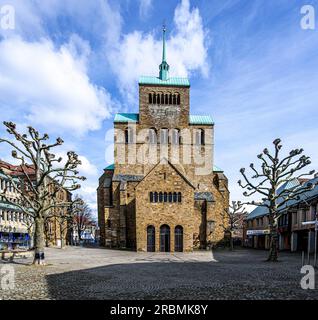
139,26,190,87
213,165,223,173
105,163,224,175
139,76,190,87
282,176,318,209
114,113,139,123
104,164,115,171
246,177,318,220
189,115,214,125
135,159,196,190
0,201,21,212
194,192,214,202
113,113,213,125
112,174,144,182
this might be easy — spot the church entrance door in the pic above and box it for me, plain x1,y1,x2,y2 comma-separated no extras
147,225,155,252
174,225,183,252
160,225,170,252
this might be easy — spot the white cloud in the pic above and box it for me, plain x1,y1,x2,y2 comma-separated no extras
109,0,209,105
0,36,113,135
139,0,153,19
78,155,99,177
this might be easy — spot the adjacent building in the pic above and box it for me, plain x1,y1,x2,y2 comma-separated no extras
0,160,72,250
98,28,229,252
243,176,318,252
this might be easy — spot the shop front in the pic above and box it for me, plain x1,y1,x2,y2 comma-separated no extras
0,229,31,250
246,229,270,249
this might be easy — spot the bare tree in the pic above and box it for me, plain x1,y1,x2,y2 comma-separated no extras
0,122,85,264
221,201,248,250
45,206,74,249
73,196,94,243
238,138,316,261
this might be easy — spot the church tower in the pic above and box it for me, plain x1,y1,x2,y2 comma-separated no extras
97,26,229,252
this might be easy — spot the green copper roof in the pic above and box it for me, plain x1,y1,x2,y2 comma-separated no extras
213,165,223,172
139,76,190,87
114,113,139,123
106,164,224,174
0,201,21,211
114,113,213,125
105,164,115,170
189,115,214,125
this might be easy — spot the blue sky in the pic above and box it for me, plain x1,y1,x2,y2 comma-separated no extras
0,0,317,213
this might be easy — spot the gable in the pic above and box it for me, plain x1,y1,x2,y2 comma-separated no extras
135,160,195,191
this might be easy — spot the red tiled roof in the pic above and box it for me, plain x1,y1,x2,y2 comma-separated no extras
0,160,35,176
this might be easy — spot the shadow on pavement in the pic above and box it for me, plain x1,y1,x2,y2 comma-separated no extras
45,251,313,300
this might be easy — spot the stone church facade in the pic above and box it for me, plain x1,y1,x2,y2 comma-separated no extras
97,28,229,252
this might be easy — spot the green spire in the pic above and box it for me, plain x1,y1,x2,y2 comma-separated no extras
159,25,169,80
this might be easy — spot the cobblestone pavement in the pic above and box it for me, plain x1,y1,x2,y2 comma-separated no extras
0,247,317,300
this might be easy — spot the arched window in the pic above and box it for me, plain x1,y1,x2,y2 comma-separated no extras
160,225,170,252
173,192,178,202
164,192,168,202
125,128,129,144
171,129,180,145
160,128,168,144
201,129,205,145
168,192,172,202
178,192,182,203
173,94,177,105
177,94,180,105
157,94,160,104
175,226,183,252
154,192,158,203
149,128,157,144
161,93,164,105
147,225,155,252
159,192,163,202
125,128,134,144
149,93,152,104
195,129,205,145
153,93,156,104
169,94,172,105
150,192,154,202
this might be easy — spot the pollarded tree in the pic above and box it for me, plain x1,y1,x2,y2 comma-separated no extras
221,201,248,250
72,195,94,243
238,138,316,261
0,122,86,264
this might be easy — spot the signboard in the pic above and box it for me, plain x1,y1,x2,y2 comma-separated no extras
246,229,270,236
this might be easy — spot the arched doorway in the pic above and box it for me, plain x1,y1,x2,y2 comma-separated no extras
147,225,155,252
160,225,170,252
175,226,183,252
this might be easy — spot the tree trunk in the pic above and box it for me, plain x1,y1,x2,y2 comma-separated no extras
230,236,234,251
33,216,46,265
78,227,82,241
60,225,64,249
267,229,278,262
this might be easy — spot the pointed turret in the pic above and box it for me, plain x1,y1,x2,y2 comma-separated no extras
159,25,170,80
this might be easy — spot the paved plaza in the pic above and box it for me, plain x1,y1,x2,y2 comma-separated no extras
0,247,317,300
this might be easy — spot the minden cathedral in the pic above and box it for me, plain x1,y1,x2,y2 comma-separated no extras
97,27,229,252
